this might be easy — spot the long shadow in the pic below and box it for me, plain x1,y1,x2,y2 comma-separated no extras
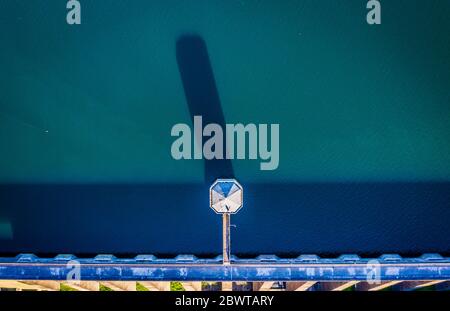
176,35,234,183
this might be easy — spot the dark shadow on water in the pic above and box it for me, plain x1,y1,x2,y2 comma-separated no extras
176,35,234,183
0,182,449,257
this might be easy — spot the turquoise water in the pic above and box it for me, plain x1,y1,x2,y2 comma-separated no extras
0,1,449,255
1,0,449,183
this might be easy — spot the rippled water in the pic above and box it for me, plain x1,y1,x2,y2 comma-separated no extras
1,1,449,256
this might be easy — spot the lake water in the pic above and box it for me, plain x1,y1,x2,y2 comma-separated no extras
1,0,449,256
